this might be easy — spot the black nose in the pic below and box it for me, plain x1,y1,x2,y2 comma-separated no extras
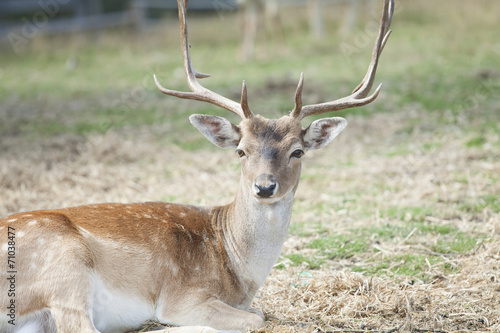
254,173,278,198
255,183,276,198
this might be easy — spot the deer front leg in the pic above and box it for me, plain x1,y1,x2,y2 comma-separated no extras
247,307,265,321
156,298,265,332
201,299,265,330
51,306,99,333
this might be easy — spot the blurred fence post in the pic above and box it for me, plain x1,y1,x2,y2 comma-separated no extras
130,0,147,32
308,0,324,40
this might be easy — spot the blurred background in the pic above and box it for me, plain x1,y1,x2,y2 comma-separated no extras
0,0,498,135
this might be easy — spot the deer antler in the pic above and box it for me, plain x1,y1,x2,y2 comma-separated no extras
290,0,394,120
154,0,254,119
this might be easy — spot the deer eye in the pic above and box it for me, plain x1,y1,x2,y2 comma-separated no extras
236,149,246,158
291,149,304,158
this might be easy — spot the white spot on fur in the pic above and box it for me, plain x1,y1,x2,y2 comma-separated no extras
38,238,46,245
180,212,186,218
23,214,33,218
44,251,54,264
1,243,7,252
166,258,179,276
143,214,152,219
27,220,38,226
0,226,4,231
17,231,25,238
7,218,16,223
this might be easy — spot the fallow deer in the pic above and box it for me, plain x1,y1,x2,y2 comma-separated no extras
0,0,393,332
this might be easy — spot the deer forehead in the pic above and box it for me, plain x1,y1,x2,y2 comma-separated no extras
239,115,303,151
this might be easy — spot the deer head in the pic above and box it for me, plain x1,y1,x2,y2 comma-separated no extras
155,0,393,206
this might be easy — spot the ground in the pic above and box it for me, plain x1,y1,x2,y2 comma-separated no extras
0,1,499,332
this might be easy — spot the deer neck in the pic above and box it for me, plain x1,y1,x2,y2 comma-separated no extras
219,177,295,288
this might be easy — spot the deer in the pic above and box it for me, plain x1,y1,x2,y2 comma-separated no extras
0,0,393,332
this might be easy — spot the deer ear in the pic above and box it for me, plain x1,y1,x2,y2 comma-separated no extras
189,115,241,149
303,117,347,150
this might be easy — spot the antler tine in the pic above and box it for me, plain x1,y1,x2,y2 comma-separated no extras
240,81,254,119
351,0,393,96
293,0,394,120
154,0,253,119
290,72,304,119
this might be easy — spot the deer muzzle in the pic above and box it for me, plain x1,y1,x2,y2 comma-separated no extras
253,174,278,199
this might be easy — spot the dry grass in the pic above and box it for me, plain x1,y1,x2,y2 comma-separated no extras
258,242,500,332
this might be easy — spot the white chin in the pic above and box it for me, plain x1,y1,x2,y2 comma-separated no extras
253,196,282,205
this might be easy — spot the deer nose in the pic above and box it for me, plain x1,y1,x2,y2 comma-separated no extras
254,174,278,198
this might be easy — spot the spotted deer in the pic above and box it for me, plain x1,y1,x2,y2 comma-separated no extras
0,0,393,332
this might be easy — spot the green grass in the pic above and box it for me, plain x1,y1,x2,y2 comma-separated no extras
351,254,453,279
282,254,325,270
461,195,500,214
431,234,482,255
284,220,488,277
308,235,370,260
1,2,499,139
465,136,487,148
379,206,434,223
17,105,167,136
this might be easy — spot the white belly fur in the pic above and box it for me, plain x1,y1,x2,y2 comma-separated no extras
92,274,155,333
